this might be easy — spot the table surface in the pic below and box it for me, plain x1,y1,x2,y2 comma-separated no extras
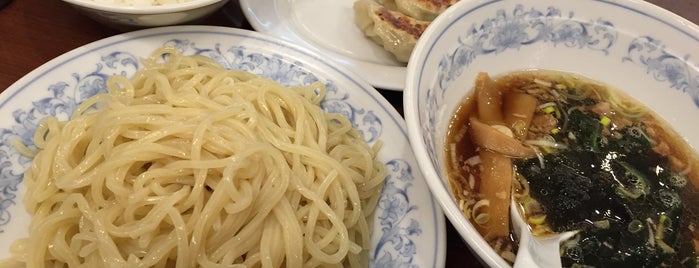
0,0,697,267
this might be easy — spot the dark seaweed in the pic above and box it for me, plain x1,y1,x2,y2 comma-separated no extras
566,109,603,152
516,108,697,267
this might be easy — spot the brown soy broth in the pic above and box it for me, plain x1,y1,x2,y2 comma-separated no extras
445,69,699,266
445,95,478,198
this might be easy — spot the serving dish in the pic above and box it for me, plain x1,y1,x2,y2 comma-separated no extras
404,0,699,267
62,0,228,29
0,25,445,267
239,0,407,91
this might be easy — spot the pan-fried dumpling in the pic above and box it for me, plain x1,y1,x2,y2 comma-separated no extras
379,0,460,21
353,0,430,62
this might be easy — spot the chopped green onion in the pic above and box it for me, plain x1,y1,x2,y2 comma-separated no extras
512,120,526,137
474,213,490,225
616,185,643,199
543,106,556,114
654,214,677,253
534,78,552,87
471,199,490,224
628,219,643,233
660,214,670,224
550,128,560,134
657,239,676,254
527,214,547,225
669,173,687,188
593,220,610,229
600,116,611,126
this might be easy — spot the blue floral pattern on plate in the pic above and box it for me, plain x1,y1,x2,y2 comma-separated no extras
0,34,432,267
372,159,422,268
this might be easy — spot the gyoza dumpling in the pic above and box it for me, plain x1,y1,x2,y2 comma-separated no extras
379,0,460,21
353,0,430,62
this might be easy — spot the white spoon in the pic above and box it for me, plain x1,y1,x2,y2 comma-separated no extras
510,200,578,268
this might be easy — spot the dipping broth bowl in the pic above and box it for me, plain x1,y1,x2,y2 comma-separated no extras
404,0,699,267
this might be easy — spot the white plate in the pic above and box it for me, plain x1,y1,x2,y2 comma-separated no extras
0,26,445,267
239,0,408,91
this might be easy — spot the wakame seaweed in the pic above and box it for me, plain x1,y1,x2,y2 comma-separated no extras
516,108,697,267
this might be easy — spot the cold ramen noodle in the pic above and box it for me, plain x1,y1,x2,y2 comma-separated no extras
445,70,699,266
1,48,386,267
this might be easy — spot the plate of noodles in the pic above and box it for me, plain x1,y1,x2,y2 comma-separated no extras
240,0,408,91
0,26,445,267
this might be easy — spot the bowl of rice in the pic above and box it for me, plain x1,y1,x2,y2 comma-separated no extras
62,0,228,29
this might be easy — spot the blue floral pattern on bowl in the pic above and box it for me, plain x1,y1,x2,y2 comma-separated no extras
623,36,699,106
423,3,699,171
436,4,617,94
0,38,425,267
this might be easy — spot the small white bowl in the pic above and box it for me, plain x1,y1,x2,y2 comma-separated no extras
62,0,228,29
404,0,699,267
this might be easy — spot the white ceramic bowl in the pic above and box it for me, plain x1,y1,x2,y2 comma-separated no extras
62,0,228,29
404,0,699,267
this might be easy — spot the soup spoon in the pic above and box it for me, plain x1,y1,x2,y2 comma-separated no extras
510,200,578,268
